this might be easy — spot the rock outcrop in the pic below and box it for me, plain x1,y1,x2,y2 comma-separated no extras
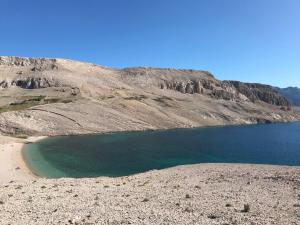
274,86,300,106
226,81,291,107
122,67,291,107
157,78,290,107
0,56,57,68
160,80,204,94
0,77,60,89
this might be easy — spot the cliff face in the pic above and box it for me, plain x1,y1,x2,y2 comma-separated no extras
0,56,299,136
121,67,291,107
275,87,300,106
225,81,291,107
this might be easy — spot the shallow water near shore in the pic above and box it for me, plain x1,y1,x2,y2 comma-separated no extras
23,122,300,178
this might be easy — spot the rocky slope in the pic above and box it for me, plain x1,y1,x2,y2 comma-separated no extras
0,56,299,136
275,86,300,106
0,164,299,225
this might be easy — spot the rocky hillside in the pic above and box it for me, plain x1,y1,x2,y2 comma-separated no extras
274,87,300,106
0,56,299,136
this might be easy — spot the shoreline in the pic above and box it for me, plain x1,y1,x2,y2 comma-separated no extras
0,136,47,182
19,136,48,179
1,131,300,224
16,119,300,139
1,121,300,182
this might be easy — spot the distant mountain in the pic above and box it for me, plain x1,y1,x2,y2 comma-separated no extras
274,87,300,106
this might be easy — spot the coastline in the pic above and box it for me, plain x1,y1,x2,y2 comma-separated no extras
1,121,300,182
0,135,47,182
1,131,300,224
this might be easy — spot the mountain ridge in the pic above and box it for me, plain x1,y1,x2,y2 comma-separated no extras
274,86,300,106
0,56,299,136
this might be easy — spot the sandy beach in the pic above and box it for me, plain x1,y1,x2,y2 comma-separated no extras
0,135,299,225
0,136,46,182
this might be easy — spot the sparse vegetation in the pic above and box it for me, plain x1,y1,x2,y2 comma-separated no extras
123,95,147,101
0,96,74,113
153,96,174,107
99,95,115,100
13,134,28,139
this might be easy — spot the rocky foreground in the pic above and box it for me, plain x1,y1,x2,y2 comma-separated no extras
0,56,300,136
0,164,299,225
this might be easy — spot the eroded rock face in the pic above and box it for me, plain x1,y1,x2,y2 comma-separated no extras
0,56,57,67
158,76,291,107
226,81,291,107
0,78,61,89
211,89,236,101
0,56,58,72
274,87,300,106
160,80,205,94
12,78,59,89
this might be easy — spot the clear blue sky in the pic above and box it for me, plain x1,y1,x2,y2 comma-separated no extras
0,0,299,87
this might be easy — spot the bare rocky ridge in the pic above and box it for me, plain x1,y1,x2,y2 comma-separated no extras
226,81,291,107
0,56,299,136
275,86,300,106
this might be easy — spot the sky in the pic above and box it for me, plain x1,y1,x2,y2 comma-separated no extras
0,0,299,87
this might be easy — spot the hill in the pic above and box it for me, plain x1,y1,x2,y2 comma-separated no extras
274,87,300,106
0,56,299,136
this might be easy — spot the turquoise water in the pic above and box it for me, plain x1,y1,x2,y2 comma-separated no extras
23,123,300,178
